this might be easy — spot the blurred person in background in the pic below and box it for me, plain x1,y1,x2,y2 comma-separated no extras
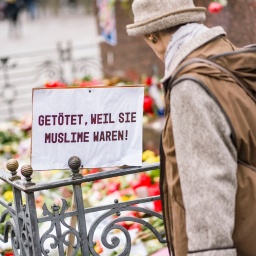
4,0,24,38
0,0,6,20
127,0,256,255
24,0,37,19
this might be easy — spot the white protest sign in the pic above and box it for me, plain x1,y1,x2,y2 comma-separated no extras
31,86,144,170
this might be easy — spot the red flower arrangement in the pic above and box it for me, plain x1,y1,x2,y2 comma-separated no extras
44,81,67,88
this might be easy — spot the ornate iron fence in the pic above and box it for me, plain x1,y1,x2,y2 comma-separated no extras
0,157,166,255
0,41,102,122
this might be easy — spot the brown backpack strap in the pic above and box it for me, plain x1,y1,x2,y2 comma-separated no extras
169,57,256,103
191,58,255,103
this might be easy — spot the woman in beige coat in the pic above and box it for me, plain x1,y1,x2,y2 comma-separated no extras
127,0,256,255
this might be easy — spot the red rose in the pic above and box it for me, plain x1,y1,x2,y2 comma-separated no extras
153,200,162,212
145,77,152,86
129,222,142,231
44,81,67,88
5,252,14,256
148,183,160,196
107,182,120,194
139,173,151,186
143,95,154,113
208,2,223,13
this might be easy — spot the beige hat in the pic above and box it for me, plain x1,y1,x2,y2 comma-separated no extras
126,0,206,36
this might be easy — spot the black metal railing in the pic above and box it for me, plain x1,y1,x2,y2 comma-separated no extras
0,41,102,122
0,157,166,255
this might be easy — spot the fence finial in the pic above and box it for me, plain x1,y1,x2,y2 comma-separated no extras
68,156,83,180
21,164,35,186
6,159,21,181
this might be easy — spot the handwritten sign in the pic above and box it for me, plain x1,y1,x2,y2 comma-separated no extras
31,86,144,170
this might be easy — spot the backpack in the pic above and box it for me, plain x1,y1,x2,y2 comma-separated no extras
170,44,256,103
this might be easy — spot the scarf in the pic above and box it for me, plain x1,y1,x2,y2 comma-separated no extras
164,23,209,77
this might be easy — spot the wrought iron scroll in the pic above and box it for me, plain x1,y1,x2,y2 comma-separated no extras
88,200,166,256
0,42,102,121
17,204,35,256
0,199,22,256
0,202,17,244
0,157,165,256
40,199,81,256
72,57,102,79
35,60,61,83
0,57,17,119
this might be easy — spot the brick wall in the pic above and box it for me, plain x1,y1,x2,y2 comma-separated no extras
196,0,256,46
97,1,163,82
97,0,256,81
